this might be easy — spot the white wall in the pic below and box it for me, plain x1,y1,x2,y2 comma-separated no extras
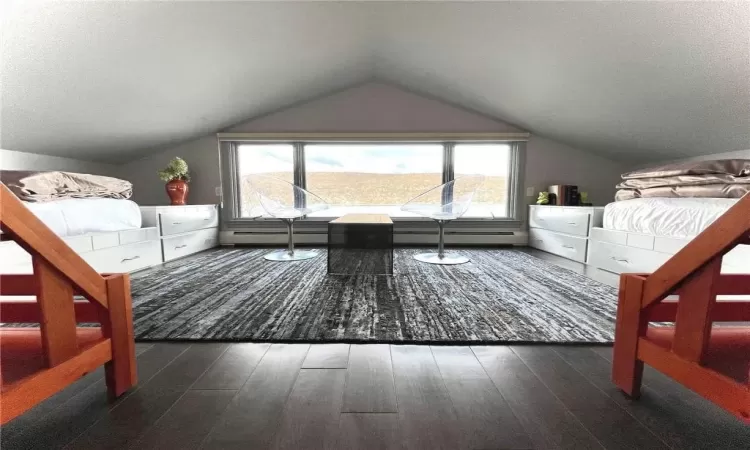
119,83,628,207
669,149,750,163
0,149,117,175
524,136,626,206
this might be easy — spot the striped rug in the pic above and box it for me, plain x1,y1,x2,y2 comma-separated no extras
130,247,619,343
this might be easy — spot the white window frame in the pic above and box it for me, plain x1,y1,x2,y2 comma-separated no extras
218,133,528,230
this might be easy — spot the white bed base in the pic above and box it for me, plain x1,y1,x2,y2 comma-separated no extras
0,227,162,274
587,227,750,275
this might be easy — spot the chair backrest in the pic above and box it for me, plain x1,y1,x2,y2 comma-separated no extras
401,175,485,219
245,175,328,219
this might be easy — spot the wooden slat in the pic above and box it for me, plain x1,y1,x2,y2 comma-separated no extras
642,193,750,307
101,274,137,398
672,259,721,362
0,300,101,323
0,338,112,425
0,184,107,306
717,274,750,295
612,274,647,397
647,300,750,322
34,257,79,367
637,338,750,422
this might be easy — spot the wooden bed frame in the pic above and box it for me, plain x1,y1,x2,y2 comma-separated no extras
0,184,137,424
612,193,750,423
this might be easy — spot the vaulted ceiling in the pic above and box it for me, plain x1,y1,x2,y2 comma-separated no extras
2,1,748,163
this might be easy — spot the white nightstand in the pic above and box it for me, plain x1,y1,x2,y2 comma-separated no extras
139,205,220,262
528,205,604,263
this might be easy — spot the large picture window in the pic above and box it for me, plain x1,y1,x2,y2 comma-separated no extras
222,138,523,221
305,144,443,217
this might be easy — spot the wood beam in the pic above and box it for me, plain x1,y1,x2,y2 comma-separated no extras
34,257,79,367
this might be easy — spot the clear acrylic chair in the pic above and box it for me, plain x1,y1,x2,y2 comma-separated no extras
400,175,485,265
247,175,329,261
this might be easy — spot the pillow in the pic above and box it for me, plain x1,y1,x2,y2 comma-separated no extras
621,159,750,180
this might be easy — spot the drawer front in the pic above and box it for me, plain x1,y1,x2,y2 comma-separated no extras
159,206,219,236
162,228,219,262
590,227,627,245
119,227,159,245
0,241,32,272
653,236,689,254
529,208,591,237
588,240,672,275
92,233,120,251
626,233,655,250
529,228,588,263
63,235,94,253
83,240,162,273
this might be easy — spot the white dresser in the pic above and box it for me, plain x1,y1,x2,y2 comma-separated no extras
140,205,220,262
528,205,605,263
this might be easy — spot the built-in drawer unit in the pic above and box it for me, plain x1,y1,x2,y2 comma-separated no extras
528,205,604,263
140,204,220,263
587,240,672,275
0,227,160,275
82,239,162,273
162,228,219,262
529,228,588,263
529,208,591,237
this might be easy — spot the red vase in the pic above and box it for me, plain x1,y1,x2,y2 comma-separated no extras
165,179,189,205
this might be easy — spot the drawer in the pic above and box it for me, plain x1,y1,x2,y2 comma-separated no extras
529,208,591,237
588,240,672,275
653,236,689,254
91,233,120,250
82,239,162,273
63,235,94,253
119,227,159,245
626,233,655,250
590,227,627,245
529,228,588,263
0,241,32,271
159,206,219,236
162,228,218,262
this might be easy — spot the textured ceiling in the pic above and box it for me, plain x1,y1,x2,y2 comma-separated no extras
2,1,749,163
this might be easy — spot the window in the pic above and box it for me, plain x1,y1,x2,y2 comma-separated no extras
221,138,523,222
305,144,443,217
454,144,510,218
237,144,294,217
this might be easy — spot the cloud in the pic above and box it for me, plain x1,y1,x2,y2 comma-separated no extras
308,155,344,167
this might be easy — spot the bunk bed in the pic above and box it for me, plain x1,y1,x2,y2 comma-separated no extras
0,183,137,424
612,193,750,423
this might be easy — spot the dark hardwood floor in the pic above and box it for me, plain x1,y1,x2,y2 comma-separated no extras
2,250,748,449
3,343,749,450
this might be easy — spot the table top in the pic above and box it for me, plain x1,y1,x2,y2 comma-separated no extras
330,214,393,225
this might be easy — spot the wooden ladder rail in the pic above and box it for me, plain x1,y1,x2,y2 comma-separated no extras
612,193,750,422
0,184,136,423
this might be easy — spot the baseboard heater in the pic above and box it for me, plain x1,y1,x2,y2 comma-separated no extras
221,229,528,246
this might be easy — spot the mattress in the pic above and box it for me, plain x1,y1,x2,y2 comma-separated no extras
603,197,738,239
24,198,142,237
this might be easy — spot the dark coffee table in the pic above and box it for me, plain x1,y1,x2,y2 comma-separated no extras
327,214,394,275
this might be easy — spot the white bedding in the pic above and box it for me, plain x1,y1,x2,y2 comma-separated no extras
24,198,142,237
603,198,738,239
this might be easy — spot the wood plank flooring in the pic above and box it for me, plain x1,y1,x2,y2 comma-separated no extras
3,343,749,450
2,251,748,449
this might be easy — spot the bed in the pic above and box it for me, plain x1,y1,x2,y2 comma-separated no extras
587,159,750,276
24,198,142,237
602,197,738,239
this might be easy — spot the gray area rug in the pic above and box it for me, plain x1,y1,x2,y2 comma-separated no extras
130,248,619,343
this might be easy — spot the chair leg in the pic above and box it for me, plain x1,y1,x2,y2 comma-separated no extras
612,275,647,398
285,219,295,256
437,220,445,259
